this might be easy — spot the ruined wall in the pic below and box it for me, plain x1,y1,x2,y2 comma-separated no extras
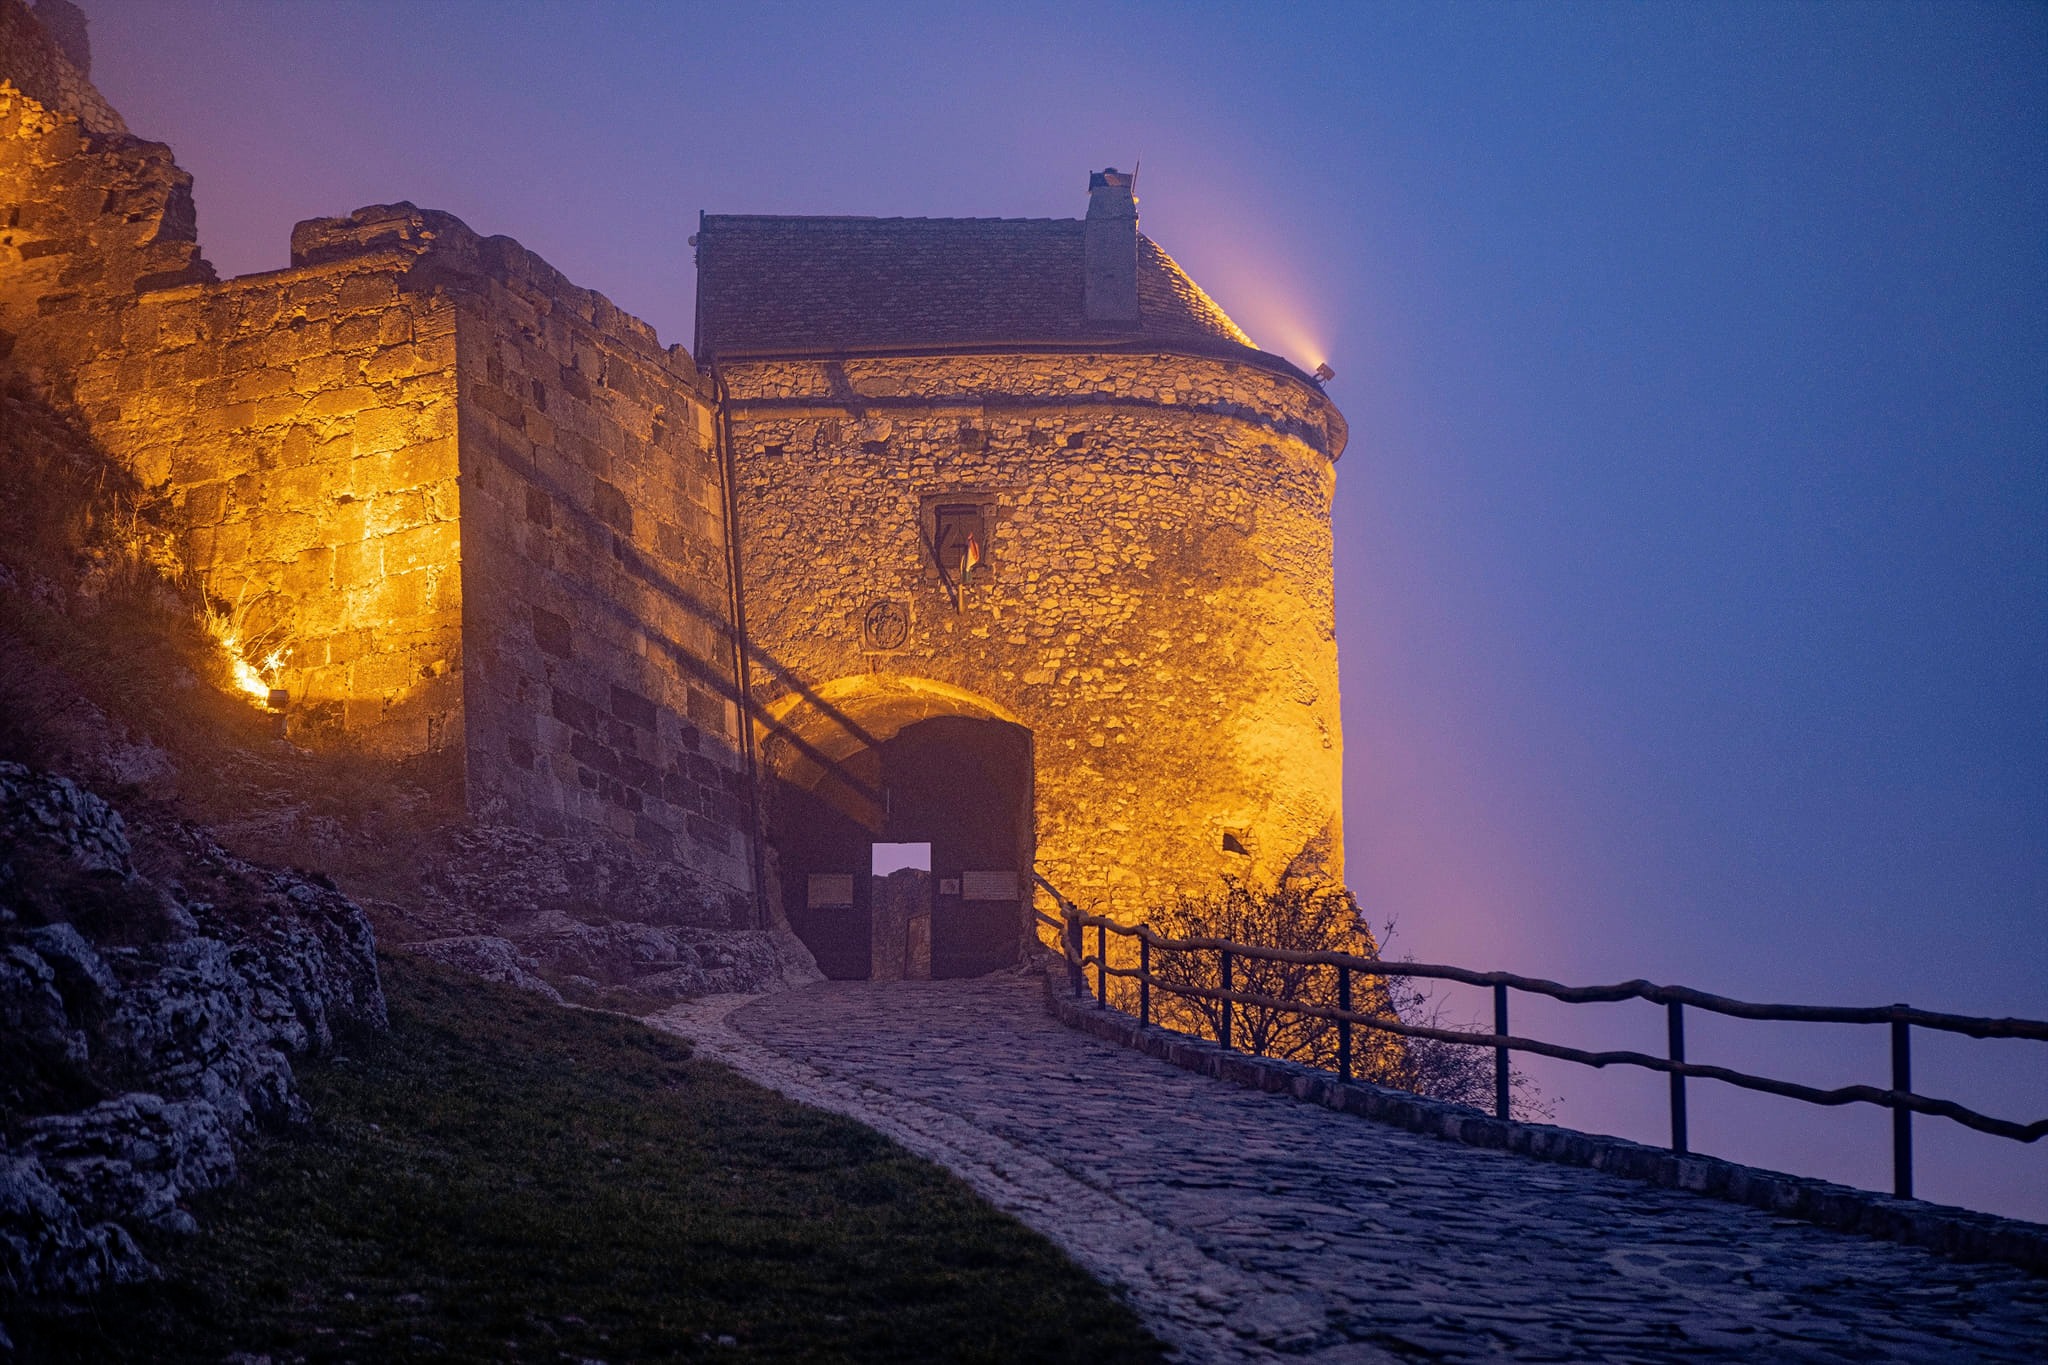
726,350,1344,929
438,215,754,911
2,38,463,751
99,256,464,747
0,74,208,384
0,0,127,136
2,14,757,908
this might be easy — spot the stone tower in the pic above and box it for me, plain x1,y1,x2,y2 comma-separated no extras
3,0,1346,976
696,170,1348,977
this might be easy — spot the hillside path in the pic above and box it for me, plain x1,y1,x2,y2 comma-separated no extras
648,972,2048,1364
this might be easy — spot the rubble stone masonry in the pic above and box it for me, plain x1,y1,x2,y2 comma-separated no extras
725,349,1345,928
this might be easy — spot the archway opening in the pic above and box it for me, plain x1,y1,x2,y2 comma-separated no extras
765,679,1034,981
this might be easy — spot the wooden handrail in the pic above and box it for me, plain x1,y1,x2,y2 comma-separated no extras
1069,951,2048,1144
1064,909,2048,1041
1040,888,2048,1194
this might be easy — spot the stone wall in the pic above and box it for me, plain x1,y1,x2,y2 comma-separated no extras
437,214,755,903
725,350,1345,931
0,0,127,136
0,73,209,383
4,0,1345,938
2,48,464,752
104,258,463,749
1,21,759,906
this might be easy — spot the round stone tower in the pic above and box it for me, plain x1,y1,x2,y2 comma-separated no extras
697,170,1347,977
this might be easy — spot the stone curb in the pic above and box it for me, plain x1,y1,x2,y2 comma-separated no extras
1041,968,2048,1276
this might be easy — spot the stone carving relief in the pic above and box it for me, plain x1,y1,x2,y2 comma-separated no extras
862,598,911,650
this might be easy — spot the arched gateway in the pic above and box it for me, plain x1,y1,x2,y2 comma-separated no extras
700,170,1348,960
763,676,1034,980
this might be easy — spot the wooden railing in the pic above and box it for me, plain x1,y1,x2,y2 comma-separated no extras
1028,877,2048,1200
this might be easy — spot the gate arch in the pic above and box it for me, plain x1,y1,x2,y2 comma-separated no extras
761,674,1034,980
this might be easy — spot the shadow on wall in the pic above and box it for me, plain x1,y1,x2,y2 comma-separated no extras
767,680,1033,982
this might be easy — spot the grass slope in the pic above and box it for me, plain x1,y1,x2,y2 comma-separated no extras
8,955,1164,1363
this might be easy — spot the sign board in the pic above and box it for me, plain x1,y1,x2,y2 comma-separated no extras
806,873,856,908
938,878,962,896
961,870,1019,901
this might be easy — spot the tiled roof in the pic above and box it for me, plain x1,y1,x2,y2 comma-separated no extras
693,215,1259,360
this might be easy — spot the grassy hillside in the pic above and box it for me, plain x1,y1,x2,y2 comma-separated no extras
5,952,1163,1363
0,380,1159,1361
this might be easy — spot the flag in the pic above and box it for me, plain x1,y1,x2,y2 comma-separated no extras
961,532,983,579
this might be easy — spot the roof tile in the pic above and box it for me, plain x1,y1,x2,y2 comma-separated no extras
695,215,1257,359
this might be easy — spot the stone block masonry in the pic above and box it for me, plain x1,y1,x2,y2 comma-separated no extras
1,0,756,916
431,211,753,897
91,256,464,751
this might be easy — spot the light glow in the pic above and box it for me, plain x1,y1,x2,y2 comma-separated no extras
201,595,292,707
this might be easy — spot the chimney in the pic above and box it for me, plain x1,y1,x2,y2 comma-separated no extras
1083,167,1140,326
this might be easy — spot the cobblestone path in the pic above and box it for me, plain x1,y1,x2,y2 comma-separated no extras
648,973,2048,1364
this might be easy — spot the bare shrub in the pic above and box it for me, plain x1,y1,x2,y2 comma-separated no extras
1126,873,1550,1120
1365,919,1553,1121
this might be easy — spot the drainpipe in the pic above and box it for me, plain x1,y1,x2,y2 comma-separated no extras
709,360,770,930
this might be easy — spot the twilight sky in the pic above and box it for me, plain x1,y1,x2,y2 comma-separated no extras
75,0,2046,1218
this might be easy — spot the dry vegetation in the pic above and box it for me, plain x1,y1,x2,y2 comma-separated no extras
0,378,463,901
1132,873,1551,1120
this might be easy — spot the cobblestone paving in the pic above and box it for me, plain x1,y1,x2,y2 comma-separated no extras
649,973,2048,1364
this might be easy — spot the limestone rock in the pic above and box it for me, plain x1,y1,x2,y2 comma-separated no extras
403,935,562,1004
0,761,386,1297
0,1144,149,1297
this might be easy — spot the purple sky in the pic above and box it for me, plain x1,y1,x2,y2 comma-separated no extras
75,0,2046,1219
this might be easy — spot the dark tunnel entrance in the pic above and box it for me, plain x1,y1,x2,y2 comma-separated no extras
772,710,1034,981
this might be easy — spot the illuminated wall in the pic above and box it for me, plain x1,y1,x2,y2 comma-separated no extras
726,350,1346,929
4,0,1345,936
2,62,465,750
436,214,754,911
1,11,755,915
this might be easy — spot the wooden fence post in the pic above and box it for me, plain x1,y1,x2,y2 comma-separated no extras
1493,983,1510,1121
1338,964,1352,1083
1220,948,1234,1052
1668,1000,1688,1154
1892,1013,1913,1199
1139,934,1150,1027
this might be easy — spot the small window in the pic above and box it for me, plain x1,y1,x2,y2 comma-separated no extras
933,504,989,578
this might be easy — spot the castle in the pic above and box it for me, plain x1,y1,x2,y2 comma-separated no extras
0,0,1346,979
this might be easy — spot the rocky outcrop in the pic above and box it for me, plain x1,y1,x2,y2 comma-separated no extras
427,823,756,932
403,918,821,1007
386,822,822,1003
0,762,386,1297
403,934,562,1004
